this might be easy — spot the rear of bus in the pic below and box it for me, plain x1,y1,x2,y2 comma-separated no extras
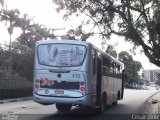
33,40,92,111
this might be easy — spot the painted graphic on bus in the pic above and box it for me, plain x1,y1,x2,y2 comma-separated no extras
38,44,86,66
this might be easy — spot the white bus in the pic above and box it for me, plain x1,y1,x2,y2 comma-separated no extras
33,39,125,112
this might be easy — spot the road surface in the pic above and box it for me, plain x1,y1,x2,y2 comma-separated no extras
0,89,158,120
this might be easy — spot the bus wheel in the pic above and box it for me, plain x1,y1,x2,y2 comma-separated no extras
97,94,106,113
112,93,118,106
112,100,118,106
56,103,72,112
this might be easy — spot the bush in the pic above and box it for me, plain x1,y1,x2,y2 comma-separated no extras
0,88,33,99
0,69,33,99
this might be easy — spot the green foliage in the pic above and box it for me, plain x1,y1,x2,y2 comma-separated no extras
0,41,34,82
105,46,142,86
0,70,32,89
0,50,33,99
119,51,133,64
0,8,57,47
11,41,34,81
0,7,59,84
105,44,117,58
110,50,117,58
53,0,160,67
118,51,142,86
0,88,32,99
0,2,60,99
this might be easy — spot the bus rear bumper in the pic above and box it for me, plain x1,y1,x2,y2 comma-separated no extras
33,92,94,106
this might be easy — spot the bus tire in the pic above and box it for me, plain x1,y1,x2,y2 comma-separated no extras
56,103,72,112
96,94,106,113
112,93,119,106
121,84,124,99
112,100,118,106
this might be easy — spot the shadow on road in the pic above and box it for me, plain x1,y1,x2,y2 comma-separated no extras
15,103,135,120
36,104,132,120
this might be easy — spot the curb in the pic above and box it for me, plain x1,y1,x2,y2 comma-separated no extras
146,91,160,102
0,97,32,104
142,91,160,114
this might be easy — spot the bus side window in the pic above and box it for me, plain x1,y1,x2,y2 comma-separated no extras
117,65,121,79
102,56,110,76
115,63,119,78
110,62,115,77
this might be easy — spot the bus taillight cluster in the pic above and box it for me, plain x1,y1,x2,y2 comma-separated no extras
35,79,40,89
80,81,85,92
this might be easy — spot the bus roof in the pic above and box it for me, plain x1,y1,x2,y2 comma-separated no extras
36,39,124,67
36,39,89,46
90,43,124,67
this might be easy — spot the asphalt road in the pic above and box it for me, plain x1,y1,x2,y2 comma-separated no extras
0,89,158,120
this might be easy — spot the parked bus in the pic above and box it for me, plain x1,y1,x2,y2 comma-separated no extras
33,39,125,112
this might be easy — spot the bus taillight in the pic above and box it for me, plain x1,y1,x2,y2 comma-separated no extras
80,87,85,91
80,81,85,91
35,85,39,89
36,79,40,83
80,81,85,86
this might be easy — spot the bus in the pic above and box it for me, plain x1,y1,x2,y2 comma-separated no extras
33,39,125,112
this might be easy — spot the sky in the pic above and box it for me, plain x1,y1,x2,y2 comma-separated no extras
1,0,160,70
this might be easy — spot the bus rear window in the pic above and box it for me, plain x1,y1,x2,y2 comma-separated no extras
37,43,86,67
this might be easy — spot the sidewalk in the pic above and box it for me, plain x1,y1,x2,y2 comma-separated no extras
0,97,32,104
143,91,160,114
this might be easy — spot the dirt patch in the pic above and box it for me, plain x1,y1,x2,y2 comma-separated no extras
143,91,160,114
148,92,160,104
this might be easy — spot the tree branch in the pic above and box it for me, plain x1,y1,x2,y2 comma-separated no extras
85,13,104,35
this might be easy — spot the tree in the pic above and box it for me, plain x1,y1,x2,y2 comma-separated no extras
0,8,46,82
53,0,160,68
0,46,10,70
110,50,117,58
118,51,142,88
0,8,57,48
105,44,117,58
11,41,34,81
0,0,4,7
0,9,20,51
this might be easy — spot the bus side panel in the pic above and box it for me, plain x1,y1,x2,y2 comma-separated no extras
113,78,122,101
84,45,97,107
101,76,114,105
101,76,123,105
95,58,102,106
121,70,125,99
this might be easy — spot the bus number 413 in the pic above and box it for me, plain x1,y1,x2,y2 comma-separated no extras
72,74,80,78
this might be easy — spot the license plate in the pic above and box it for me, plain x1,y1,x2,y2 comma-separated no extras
54,89,64,94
